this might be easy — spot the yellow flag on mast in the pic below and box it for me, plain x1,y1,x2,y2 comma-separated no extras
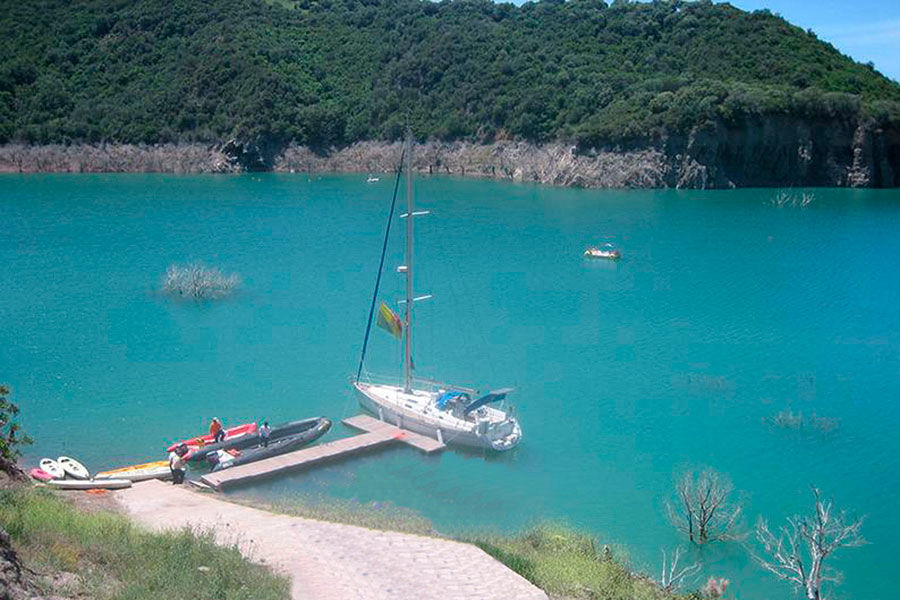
375,302,403,339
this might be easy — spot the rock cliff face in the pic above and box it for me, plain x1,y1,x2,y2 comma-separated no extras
1,117,897,188
665,117,898,188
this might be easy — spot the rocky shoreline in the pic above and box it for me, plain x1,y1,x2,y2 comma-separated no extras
1,117,897,188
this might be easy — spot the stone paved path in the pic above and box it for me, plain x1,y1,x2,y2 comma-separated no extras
116,480,548,600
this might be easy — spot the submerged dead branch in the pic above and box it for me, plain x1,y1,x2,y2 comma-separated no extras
659,546,701,592
765,410,840,434
162,262,241,301
771,191,816,207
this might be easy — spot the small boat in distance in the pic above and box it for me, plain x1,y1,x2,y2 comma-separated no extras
366,175,380,183
584,243,621,260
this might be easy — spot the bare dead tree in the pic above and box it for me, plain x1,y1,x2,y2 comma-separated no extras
755,488,865,600
162,262,242,301
659,546,701,592
667,468,743,544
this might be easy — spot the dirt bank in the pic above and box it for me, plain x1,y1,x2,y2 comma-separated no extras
2,116,897,188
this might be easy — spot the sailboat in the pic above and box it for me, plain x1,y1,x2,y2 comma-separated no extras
352,130,522,451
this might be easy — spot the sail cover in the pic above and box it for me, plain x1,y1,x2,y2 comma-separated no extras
436,390,469,409
464,388,513,414
376,302,402,338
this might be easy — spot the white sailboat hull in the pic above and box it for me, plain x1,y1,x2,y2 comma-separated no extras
354,382,521,451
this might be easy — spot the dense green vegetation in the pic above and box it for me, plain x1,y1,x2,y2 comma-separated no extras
1,385,31,473
2,0,899,149
0,487,290,600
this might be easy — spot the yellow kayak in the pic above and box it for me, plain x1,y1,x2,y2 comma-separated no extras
94,460,172,482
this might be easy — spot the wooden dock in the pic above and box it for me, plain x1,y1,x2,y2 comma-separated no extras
200,414,445,490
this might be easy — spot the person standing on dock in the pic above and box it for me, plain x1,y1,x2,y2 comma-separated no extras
209,417,225,443
259,421,271,448
168,444,187,484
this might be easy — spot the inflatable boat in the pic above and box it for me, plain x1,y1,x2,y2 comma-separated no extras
166,422,258,452
187,417,331,462
210,418,331,471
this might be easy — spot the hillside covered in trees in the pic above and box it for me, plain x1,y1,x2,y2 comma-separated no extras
2,0,899,186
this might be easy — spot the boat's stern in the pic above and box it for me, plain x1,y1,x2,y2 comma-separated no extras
483,415,522,451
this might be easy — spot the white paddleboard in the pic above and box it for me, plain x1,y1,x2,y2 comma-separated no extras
57,456,90,480
44,478,132,490
39,458,65,480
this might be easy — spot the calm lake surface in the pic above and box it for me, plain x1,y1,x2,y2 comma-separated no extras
2,174,898,599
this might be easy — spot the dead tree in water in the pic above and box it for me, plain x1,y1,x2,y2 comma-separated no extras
658,546,701,592
668,468,743,544
755,488,865,600
162,262,241,300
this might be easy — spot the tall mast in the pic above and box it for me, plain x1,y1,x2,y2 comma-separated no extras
403,127,414,393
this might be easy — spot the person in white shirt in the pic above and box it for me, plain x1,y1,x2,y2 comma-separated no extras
259,421,272,448
168,444,187,484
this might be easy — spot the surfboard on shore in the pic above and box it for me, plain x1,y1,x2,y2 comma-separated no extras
95,460,172,482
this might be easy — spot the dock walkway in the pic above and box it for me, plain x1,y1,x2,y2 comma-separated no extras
200,414,445,490
117,480,547,600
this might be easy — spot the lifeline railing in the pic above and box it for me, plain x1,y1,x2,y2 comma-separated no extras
353,372,480,395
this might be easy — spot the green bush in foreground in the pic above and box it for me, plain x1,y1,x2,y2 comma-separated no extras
0,488,290,600
1,384,32,472
468,523,687,600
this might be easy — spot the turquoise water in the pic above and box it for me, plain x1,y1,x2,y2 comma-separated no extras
2,174,898,599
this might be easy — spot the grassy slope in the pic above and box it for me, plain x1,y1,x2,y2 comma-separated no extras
0,487,289,600
1,0,899,147
467,524,687,600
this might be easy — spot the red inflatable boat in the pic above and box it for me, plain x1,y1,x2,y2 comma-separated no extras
166,422,258,452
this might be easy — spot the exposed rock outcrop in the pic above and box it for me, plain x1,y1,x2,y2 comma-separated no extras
0,143,229,174
0,527,35,600
1,116,897,188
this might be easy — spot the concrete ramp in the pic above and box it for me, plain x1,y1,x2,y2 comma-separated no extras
116,480,547,600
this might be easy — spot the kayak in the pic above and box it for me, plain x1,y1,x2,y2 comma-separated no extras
45,478,132,491
211,418,331,471
39,458,65,480
29,468,54,482
95,460,172,482
167,422,258,452
58,456,90,480
187,417,331,462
